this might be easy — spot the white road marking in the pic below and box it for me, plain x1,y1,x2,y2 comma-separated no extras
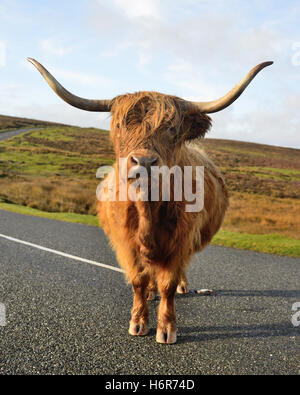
0,233,124,274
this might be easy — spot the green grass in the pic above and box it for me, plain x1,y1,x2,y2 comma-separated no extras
213,230,300,258
0,126,114,178
0,150,101,177
0,201,299,258
217,146,269,158
0,201,99,227
224,166,300,182
27,128,76,142
261,167,300,177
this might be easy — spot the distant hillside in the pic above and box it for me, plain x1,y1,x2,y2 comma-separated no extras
0,125,299,256
0,114,65,132
202,138,300,199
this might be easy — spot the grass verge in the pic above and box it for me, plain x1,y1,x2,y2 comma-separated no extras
0,201,98,227
213,230,300,258
0,201,299,258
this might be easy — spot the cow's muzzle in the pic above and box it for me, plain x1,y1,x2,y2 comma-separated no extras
130,155,158,171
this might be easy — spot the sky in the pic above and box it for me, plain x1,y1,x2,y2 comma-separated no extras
0,0,300,148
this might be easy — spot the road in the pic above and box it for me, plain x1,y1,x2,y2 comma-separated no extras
0,128,40,141
0,209,299,375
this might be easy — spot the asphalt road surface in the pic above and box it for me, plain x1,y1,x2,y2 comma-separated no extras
0,209,299,375
0,128,40,141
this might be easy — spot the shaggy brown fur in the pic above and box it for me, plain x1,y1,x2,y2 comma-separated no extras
98,91,229,344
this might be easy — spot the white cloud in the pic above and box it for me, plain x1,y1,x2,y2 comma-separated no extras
41,39,71,57
211,93,300,148
165,59,227,99
50,67,114,88
100,41,133,58
112,0,160,19
0,83,26,101
93,1,287,78
24,60,116,91
22,59,112,88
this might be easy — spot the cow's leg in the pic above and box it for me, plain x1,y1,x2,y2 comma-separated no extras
176,271,188,294
156,269,178,344
129,271,150,337
146,275,157,301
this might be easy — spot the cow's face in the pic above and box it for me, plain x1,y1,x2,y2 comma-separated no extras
110,92,211,175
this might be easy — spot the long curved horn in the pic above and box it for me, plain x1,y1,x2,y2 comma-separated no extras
185,61,273,114
27,58,112,112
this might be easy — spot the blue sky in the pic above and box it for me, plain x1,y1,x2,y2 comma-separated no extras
0,0,300,147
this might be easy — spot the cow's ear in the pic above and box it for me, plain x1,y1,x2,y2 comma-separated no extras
182,112,212,141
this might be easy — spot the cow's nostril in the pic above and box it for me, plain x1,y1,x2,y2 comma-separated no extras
130,156,158,168
150,157,158,166
131,156,139,165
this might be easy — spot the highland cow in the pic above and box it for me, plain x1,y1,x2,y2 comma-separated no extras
29,58,272,344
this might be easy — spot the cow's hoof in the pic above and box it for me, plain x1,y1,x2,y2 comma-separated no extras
129,321,149,336
177,282,188,294
196,289,216,296
156,326,177,344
